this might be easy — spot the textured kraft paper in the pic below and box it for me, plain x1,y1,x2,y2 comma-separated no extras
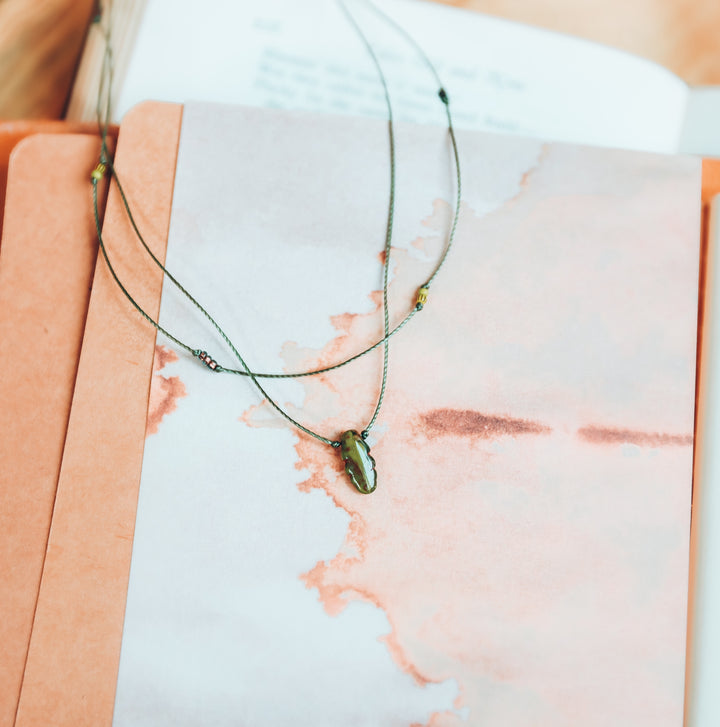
0,133,112,727
13,103,182,727
8,108,716,723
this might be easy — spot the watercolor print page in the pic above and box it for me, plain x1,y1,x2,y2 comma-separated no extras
112,103,699,726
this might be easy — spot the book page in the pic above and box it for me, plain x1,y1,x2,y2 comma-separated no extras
113,0,689,153
680,87,720,157
109,102,699,725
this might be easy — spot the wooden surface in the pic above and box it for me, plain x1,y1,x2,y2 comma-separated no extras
0,1,719,118
0,0,96,118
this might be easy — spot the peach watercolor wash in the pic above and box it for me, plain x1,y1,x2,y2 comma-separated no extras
146,346,187,436
243,200,695,726
118,104,698,726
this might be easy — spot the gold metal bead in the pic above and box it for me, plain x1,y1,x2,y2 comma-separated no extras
416,287,429,307
91,163,107,181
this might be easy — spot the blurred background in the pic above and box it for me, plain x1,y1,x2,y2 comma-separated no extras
0,0,719,120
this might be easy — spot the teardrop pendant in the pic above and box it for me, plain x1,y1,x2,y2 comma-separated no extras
339,430,377,494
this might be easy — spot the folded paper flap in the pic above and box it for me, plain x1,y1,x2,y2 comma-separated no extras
14,104,182,727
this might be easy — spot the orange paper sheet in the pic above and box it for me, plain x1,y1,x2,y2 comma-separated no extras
14,103,181,727
0,132,111,727
0,121,107,245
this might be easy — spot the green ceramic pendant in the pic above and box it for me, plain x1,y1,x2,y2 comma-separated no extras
339,430,377,494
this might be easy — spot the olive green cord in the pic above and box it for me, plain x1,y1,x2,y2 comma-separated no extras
96,158,423,379
92,0,461,446
334,0,392,435
351,0,462,289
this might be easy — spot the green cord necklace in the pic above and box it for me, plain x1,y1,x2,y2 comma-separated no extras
91,0,462,494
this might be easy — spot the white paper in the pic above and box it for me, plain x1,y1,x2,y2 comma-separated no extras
115,0,689,153
680,87,720,157
112,102,698,726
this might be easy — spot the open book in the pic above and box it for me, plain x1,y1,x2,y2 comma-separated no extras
67,0,720,156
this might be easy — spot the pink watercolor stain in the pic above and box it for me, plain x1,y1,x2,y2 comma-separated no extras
146,344,187,437
420,408,552,438
577,425,692,447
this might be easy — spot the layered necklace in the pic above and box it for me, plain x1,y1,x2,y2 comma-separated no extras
91,0,461,494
